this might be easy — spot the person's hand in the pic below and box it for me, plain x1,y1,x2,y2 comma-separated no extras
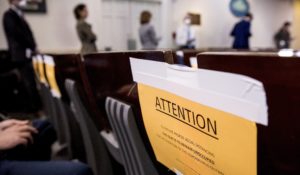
0,119,29,131
0,124,38,150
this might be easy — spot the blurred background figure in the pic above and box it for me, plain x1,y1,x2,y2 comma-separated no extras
3,0,41,113
274,22,293,49
138,10,160,50
231,13,253,49
74,4,97,54
176,14,196,49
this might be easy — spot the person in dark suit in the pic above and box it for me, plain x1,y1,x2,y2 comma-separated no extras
231,13,253,49
2,0,41,113
74,4,97,54
3,0,37,62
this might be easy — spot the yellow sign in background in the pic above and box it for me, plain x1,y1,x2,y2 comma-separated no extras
32,59,40,80
37,59,47,84
138,83,257,175
45,63,61,97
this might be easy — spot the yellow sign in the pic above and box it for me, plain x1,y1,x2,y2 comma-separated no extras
37,58,47,84
45,63,61,98
138,83,257,175
32,58,40,79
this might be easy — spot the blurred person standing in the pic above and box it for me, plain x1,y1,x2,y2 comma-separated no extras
3,0,41,113
231,13,253,49
139,11,161,50
74,4,98,54
176,14,196,49
274,22,292,49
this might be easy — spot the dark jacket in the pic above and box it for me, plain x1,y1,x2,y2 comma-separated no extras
274,28,291,49
231,20,251,49
3,9,36,62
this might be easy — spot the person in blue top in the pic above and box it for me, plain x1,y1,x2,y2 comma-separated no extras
231,13,253,49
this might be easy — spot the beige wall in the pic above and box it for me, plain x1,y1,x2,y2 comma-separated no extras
0,0,102,53
292,0,300,49
0,0,295,51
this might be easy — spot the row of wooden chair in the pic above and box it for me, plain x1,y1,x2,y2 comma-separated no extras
32,51,175,175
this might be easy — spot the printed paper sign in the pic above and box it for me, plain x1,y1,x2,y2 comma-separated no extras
138,83,256,175
130,58,268,175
